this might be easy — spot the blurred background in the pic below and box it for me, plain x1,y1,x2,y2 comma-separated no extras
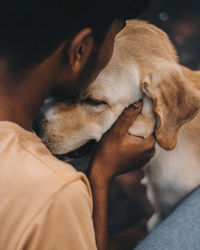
73,0,200,249
143,0,200,70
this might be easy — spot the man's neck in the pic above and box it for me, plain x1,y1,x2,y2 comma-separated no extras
0,61,52,131
0,94,45,131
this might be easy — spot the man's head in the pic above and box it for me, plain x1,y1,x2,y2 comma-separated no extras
0,0,150,99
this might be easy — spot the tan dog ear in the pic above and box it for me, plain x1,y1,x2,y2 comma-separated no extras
142,69,199,150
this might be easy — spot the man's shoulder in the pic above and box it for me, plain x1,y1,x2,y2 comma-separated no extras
0,121,92,220
0,122,94,249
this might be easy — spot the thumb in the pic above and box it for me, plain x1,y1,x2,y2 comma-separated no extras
114,101,143,131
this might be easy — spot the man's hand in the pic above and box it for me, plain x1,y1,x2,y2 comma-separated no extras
88,101,156,183
88,101,156,250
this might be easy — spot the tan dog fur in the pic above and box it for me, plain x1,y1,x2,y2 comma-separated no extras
39,20,200,231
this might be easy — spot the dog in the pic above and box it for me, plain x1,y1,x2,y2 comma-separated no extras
36,20,200,231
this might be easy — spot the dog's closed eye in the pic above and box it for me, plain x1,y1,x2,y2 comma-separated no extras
81,97,107,106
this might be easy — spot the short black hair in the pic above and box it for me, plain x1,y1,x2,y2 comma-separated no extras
0,0,150,71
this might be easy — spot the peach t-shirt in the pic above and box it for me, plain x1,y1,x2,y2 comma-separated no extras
0,122,97,250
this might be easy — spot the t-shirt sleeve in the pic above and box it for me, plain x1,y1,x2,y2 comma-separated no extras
19,179,97,250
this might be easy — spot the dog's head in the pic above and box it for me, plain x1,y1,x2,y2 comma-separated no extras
35,61,199,160
35,53,145,160
34,21,200,160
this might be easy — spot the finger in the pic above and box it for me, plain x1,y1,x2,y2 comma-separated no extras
114,101,143,131
143,134,156,150
134,158,152,170
145,147,156,158
127,134,156,152
137,157,152,168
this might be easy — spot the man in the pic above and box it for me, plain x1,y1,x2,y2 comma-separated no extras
0,1,155,249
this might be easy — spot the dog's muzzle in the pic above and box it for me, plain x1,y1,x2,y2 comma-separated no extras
54,139,97,161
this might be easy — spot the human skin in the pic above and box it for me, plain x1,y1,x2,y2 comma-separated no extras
88,102,155,250
0,19,155,249
0,20,124,131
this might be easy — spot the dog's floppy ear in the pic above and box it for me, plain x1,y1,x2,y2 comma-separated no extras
142,69,199,150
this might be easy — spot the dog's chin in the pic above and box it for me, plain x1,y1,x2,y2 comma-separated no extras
53,139,97,161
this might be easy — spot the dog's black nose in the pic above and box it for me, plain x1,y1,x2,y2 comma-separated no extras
32,116,42,137
32,96,56,137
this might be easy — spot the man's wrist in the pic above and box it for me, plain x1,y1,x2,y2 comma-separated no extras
87,161,112,188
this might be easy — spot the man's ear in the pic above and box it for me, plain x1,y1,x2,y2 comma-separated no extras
142,69,199,150
67,28,94,73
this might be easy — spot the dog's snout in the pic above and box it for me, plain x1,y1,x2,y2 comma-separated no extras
32,97,56,137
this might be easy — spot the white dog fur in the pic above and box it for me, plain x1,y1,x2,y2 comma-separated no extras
38,20,200,231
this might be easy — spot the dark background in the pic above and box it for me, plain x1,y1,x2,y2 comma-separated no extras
73,1,200,249
143,0,200,70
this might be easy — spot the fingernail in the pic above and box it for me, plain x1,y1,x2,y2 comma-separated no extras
132,101,142,109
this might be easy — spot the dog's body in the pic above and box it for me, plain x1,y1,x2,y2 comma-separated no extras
38,20,200,231
144,111,200,230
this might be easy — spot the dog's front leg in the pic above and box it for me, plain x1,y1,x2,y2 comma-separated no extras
141,170,161,232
